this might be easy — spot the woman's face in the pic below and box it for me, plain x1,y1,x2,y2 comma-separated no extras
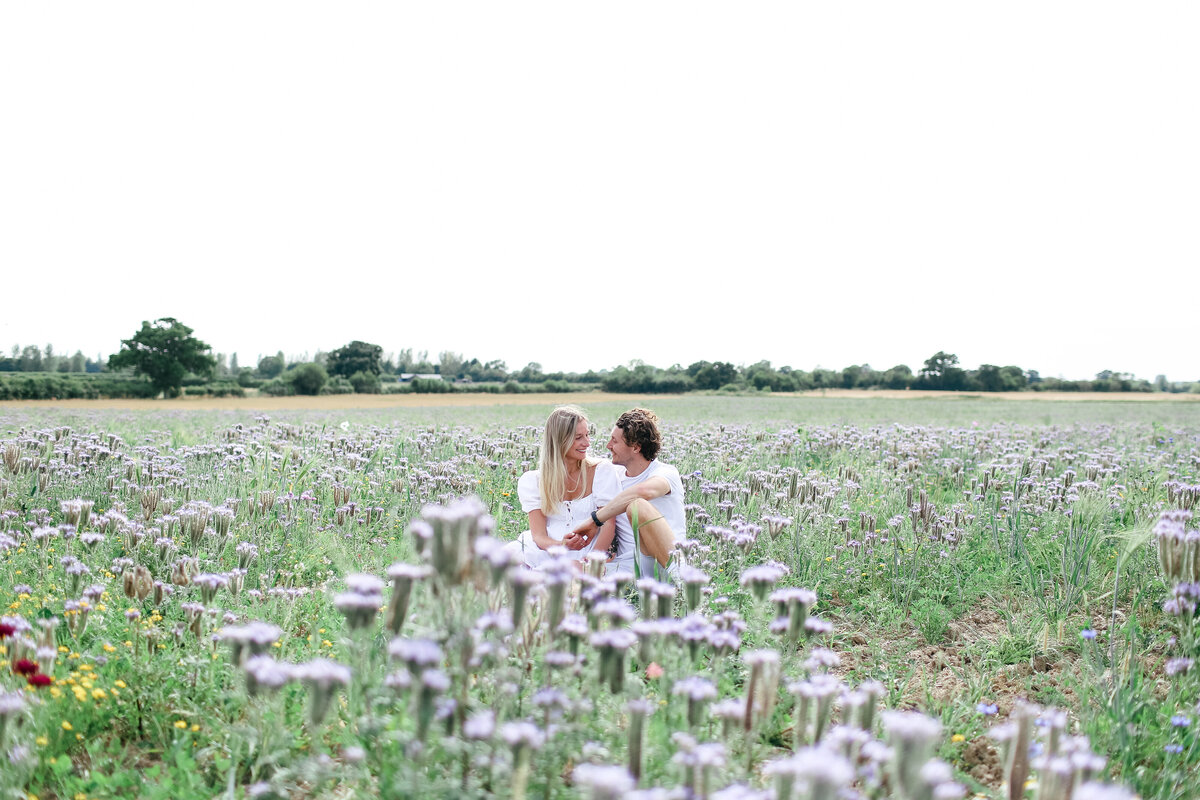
565,419,590,464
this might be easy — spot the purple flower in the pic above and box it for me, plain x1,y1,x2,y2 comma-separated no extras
1170,715,1190,727
1164,743,1183,754
1080,629,1097,640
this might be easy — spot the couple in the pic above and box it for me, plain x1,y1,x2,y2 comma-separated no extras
507,405,683,578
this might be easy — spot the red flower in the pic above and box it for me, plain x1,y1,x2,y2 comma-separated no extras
0,622,17,638
27,673,53,687
13,659,39,676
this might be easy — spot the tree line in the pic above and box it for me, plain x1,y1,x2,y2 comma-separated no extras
4,320,1197,398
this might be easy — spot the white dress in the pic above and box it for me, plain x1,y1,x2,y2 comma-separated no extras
507,461,622,568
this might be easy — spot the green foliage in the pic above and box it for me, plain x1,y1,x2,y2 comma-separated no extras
911,598,951,643
321,375,354,394
348,370,382,394
410,377,452,393
256,354,284,379
0,372,159,400
107,318,216,397
285,363,328,395
327,341,383,378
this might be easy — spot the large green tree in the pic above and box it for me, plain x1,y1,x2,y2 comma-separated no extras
108,318,216,397
327,341,383,378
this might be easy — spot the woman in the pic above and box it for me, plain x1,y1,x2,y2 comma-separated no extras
507,405,620,568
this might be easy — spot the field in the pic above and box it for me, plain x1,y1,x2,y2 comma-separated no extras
1,394,1197,799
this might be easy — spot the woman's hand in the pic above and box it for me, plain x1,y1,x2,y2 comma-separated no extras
568,518,599,550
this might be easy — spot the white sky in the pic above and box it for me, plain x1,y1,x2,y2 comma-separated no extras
1,2,1197,381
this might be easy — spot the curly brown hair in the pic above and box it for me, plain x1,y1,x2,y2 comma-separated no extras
615,407,661,461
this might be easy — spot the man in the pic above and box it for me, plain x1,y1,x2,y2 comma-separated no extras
566,407,684,578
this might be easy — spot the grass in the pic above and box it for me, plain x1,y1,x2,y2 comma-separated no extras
0,394,1195,798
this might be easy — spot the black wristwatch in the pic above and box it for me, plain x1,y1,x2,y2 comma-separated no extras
590,510,602,527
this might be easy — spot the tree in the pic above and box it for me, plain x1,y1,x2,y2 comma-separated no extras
257,354,285,379
286,363,328,395
328,341,383,378
107,318,216,397
439,351,464,380
918,351,969,390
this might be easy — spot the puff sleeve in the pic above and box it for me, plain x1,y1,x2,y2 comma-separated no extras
517,471,541,513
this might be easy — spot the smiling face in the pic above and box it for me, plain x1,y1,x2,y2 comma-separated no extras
606,425,638,467
566,419,591,465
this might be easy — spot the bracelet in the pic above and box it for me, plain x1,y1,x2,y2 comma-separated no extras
590,510,602,527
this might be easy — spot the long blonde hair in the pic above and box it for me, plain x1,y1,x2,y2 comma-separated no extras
539,405,592,515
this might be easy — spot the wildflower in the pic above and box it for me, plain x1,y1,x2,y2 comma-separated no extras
1079,629,1097,640
174,720,187,729
1170,715,1190,727
244,655,293,696
416,669,451,741
384,562,431,635
572,763,636,800
763,746,853,800
463,709,495,740
673,676,718,728
1165,657,1193,676
590,628,637,694
1074,783,1135,800
977,702,998,715
506,567,543,627
389,637,443,675
883,710,944,799
294,658,351,726
743,649,782,732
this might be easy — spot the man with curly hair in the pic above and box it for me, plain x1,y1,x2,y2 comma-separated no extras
567,408,683,578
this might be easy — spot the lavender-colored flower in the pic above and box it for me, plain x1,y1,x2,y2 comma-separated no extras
464,709,495,740
244,655,294,695
977,702,999,715
1080,629,1097,640
763,746,853,800
344,573,385,596
501,720,545,751
389,637,443,674
1170,714,1190,727
803,647,841,672
333,591,381,630
1166,657,1194,676
1074,783,1135,800
572,763,635,800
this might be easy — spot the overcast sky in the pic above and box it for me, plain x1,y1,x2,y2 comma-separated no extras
1,2,1196,380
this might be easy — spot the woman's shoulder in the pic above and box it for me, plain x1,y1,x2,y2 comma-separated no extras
590,460,624,480
518,470,540,487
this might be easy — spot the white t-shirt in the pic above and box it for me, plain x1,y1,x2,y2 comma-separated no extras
612,460,685,574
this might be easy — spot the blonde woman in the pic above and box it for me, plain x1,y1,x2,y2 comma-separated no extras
506,405,620,568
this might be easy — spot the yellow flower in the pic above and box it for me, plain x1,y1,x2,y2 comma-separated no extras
62,721,73,731
191,724,200,732
951,734,965,743
92,689,107,700
114,680,127,689
35,736,49,747
174,720,188,729
102,643,116,653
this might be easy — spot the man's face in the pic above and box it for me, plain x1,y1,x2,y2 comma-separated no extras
607,425,638,466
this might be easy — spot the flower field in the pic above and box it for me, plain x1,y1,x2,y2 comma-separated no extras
0,396,1197,799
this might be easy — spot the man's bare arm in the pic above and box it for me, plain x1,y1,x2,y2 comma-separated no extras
570,476,671,537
